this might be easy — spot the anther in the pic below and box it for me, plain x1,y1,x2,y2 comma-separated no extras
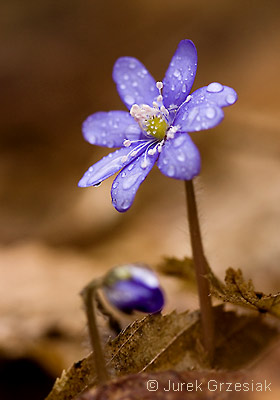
157,95,163,103
156,81,163,90
123,139,131,147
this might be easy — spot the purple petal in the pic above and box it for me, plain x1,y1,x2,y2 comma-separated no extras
175,103,224,133
189,83,238,108
113,57,157,109
157,134,201,180
111,149,158,212
82,111,142,148
103,281,164,314
174,83,237,133
78,144,146,187
162,40,197,109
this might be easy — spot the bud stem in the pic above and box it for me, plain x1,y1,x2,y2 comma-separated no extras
185,179,215,362
80,279,109,385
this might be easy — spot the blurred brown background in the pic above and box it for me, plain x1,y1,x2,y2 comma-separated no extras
1,0,280,399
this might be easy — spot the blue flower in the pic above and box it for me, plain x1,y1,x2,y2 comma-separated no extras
79,39,237,212
102,264,164,314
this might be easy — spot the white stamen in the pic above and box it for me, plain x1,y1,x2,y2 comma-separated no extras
186,95,192,103
141,160,149,168
156,81,163,90
166,125,180,140
123,139,131,147
153,101,159,109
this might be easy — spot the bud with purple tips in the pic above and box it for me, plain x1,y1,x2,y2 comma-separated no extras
102,264,164,314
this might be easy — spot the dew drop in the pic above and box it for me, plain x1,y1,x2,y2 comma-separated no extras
112,182,119,189
124,95,135,105
177,150,185,162
122,173,142,190
167,165,175,177
120,199,130,210
123,74,129,81
173,69,181,79
171,84,175,91
162,157,168,165
173,135,185,148
89,167,93,172
226,93,236,104
121,172,126,178
120,84,126,90
129,62,136,69
182,84,187,93
207,82,224,93
132,81,138,87
128,163,134,171
89,137,96,144
107,140,114,148
206,107,216,119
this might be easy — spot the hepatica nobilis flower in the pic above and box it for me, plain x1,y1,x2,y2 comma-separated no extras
102,264,164,314
79,40,237,212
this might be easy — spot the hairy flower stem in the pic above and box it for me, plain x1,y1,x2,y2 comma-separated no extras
80,279,109,385
185,179,215,362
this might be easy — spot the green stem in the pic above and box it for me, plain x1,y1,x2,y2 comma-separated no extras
185,179,215,362
80,279,109,385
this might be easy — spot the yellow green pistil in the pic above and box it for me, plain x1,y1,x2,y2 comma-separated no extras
145,116,168,140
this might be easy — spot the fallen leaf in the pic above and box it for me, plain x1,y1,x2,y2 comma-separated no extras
77,370,247,400
157,257,196,285
209,267,280,318
46,307,279,400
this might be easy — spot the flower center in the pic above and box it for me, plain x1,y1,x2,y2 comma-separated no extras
145,116,168,141
130,81,170,141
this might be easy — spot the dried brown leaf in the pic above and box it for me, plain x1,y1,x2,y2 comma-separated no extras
77,370,248,400
209,267,280,318
46,307,279,400
158,257,196,286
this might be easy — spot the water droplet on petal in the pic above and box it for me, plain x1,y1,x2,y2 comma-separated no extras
129,62,136,69
182,84,187,93
107,140,114,148
89,167,93,172
122,173,142,190
132,81,138,87
177,150,185,162
120,84,126,90
162,157,168,165
124,95,135,105
128,163,134,171
206,107,216,119
112,182,119,189
89,137,96,144
226,93,236,104
121,172,126,178
167,165,175,177
123,74,129,81
207,82,224,93
173,135,185,148
120,199,130,210
173,69,181,79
